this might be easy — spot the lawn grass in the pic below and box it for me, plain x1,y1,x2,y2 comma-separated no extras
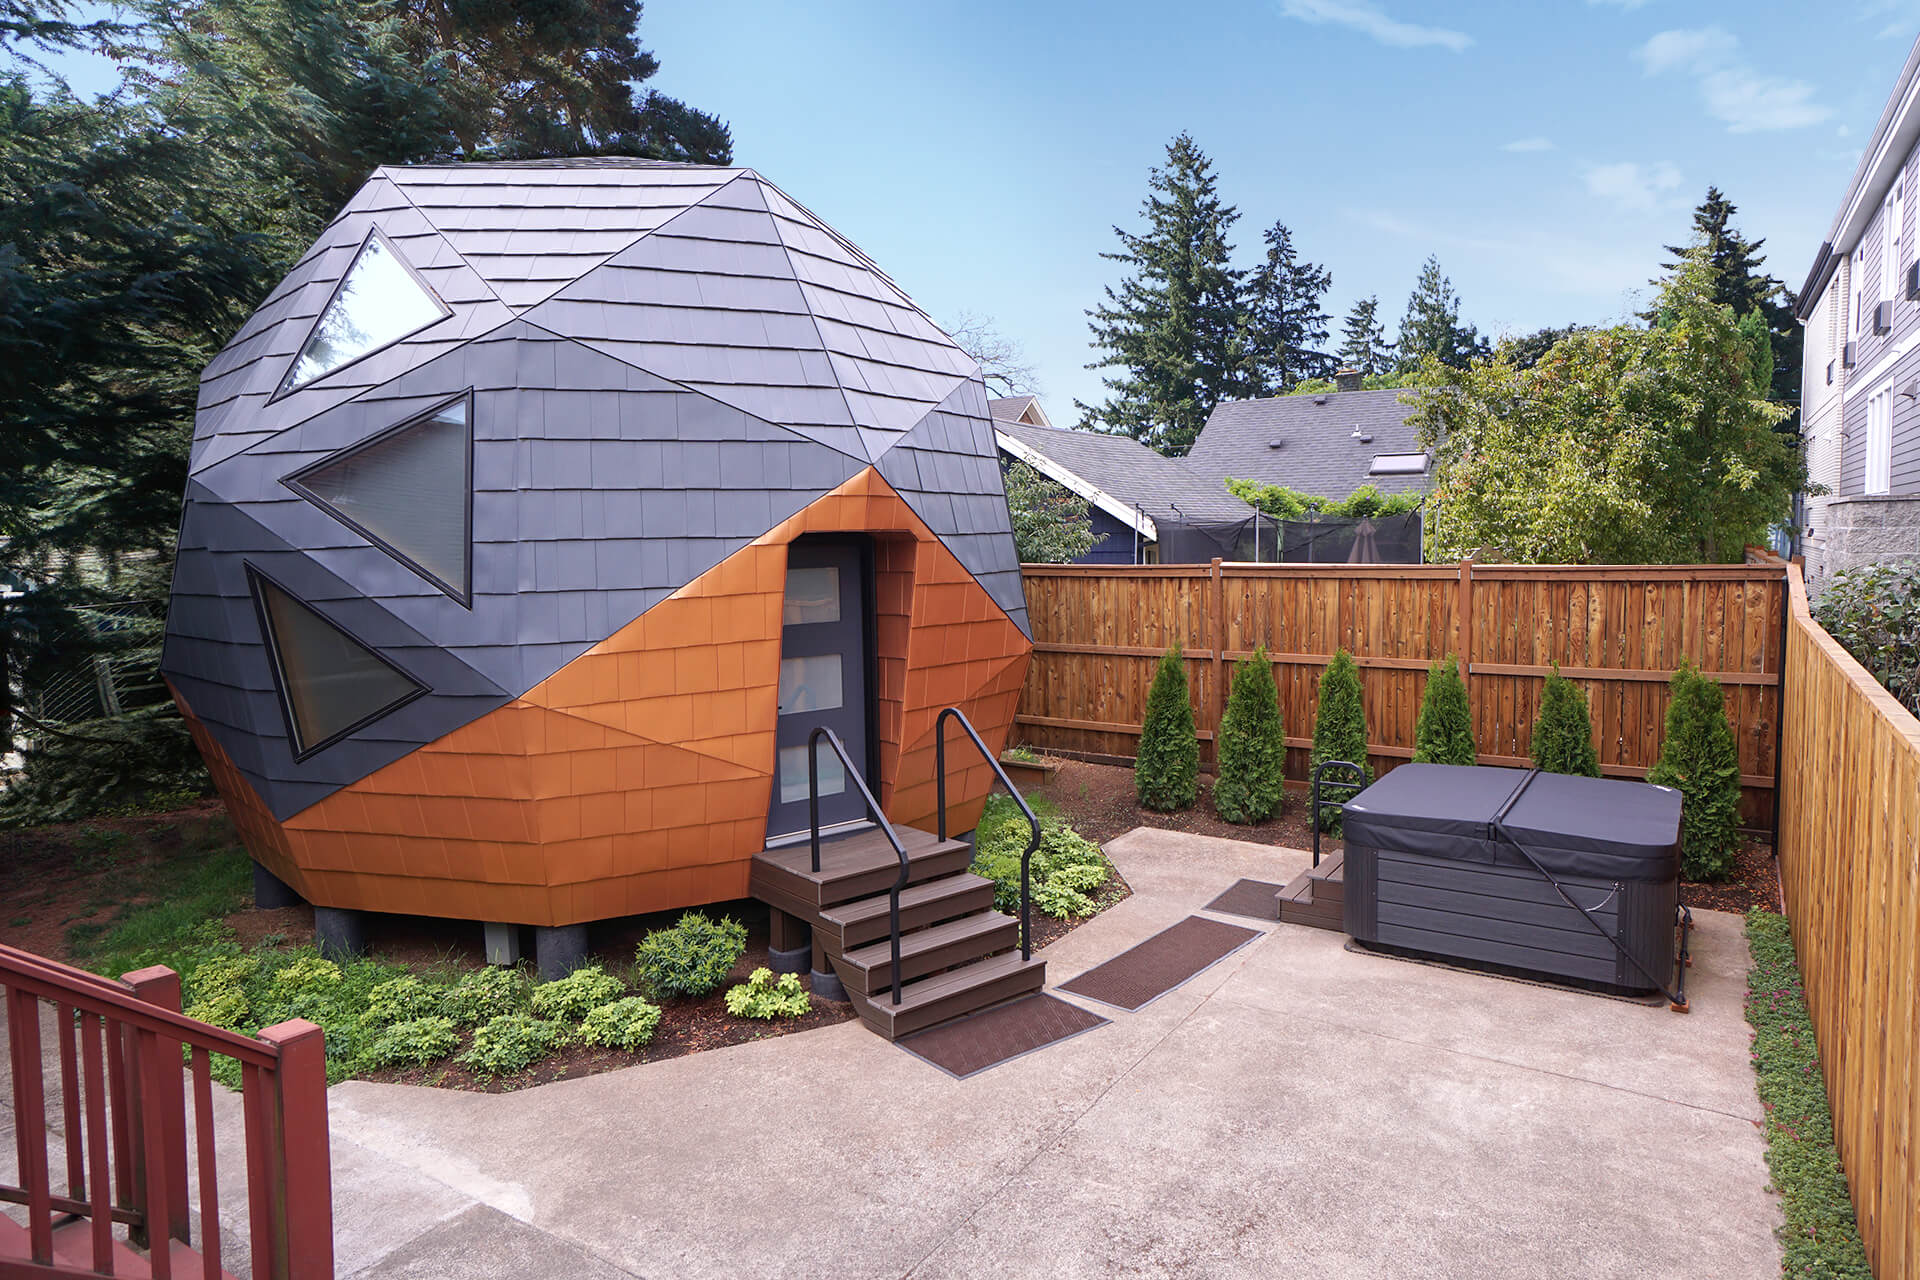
1744,909,1873,1279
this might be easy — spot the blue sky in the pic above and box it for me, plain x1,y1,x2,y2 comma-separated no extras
638,0,1919,418
37,2,1920,419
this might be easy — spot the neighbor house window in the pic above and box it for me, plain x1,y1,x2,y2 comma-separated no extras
1867,387,1894,495
285,392,474,603
1885,181,1904,306
1368,452,1429,476
279,228,449,395
249,568,427,757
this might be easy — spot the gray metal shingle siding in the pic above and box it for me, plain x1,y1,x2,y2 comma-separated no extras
165,160,1027,817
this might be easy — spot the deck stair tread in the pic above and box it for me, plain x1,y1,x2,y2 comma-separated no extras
751,827,972,909
838,912,1020,992
1279,852,1346,933
843,951,1048,1039
0,1216,238,1280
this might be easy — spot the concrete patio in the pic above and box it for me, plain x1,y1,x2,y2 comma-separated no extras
306,827,1778,1279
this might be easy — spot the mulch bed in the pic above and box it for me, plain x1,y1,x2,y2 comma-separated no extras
1027,757,1783,916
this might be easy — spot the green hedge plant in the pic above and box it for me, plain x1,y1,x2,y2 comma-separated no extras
1310,649,1371,832
1135,643,1199,811
1647,660,1742,881
724,968,812,1020
578,997,663,1049
1813,560,1920,715
458,1014,567,1077
358,1016,459,1071
969,798,1113,924
1530,667,1600,777
1213,646,1286,824
529,965,624,1022
635,912,747,998
442,966,529,1026
361,975,443,1027
1412,655,1475,765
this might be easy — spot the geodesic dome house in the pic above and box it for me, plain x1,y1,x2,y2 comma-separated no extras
162,160,1033,947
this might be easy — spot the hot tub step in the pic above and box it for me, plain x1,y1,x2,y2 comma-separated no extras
1279,853,1345,932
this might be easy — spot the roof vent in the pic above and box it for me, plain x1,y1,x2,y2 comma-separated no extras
1267,440,1285,449
1313,395,1330,406
1351,425,1373,444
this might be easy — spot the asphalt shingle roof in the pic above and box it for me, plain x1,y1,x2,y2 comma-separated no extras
994,420,1254,525
1186,388,1431,499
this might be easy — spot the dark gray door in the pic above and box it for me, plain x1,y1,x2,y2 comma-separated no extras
767,539,870,839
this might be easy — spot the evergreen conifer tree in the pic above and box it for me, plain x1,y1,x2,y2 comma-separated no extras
1655,187,1798,408
1136,644,1199,810
1311,649,1371,832
1530,668,1600,777
1396,256,1490,371
1337,296,1393,375
1078,134,1250,456
1213,646,1287,823
1412,655,1475,765
1647,661,1742,881
1243,220,1334,394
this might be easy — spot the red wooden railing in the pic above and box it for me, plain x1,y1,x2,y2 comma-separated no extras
1,943,333,1279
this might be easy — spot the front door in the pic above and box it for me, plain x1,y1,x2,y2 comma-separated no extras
767,539,871,839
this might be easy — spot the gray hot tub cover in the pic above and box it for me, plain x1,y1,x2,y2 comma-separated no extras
1341,763,1681,883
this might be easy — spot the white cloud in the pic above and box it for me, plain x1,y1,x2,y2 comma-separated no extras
1583,161,1684,214
1636,26,1832,132
1859,2,1920,40
1501,137,1555,153
1276,0,1471,51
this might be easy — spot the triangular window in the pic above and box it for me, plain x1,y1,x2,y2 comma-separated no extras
249,567,427,759
279,228,449,395
286,392,473,603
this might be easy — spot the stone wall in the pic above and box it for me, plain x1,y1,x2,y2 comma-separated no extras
1807,495,1920,594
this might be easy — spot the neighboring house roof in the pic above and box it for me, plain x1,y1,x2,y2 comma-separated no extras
988,395,1050,427
994,420,1255,540
1186,388,1431,499
1798,32,1920,317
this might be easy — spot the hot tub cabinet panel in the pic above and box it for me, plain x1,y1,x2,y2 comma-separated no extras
1341,765,1682,995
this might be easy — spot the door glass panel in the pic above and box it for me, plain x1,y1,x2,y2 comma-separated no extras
779,655,843,715
782,566,840,624
778,745,846,804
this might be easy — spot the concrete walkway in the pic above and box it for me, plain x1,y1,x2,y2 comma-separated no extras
312,829,1779,1279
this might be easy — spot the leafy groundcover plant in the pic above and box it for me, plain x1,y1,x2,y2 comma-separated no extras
724,968,812,1019
970,794,1115,926
1744,911,1871,1279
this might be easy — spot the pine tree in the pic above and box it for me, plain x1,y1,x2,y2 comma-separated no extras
1412,656,1475,765
1243,220,1334,394
1311,649,1371,832
1530,669,1600,777
1337,296,1393,375
1078,134,1250,456
1655,187,1799,409
1647,661,1742,881
1396,256,1490,371
1213,647,1287,823
1136,644,1199,810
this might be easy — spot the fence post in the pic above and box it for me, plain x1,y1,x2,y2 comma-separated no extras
257,1018,333,1280
1209,558,1225,763
122,964,191,1248
1455,558,1474,696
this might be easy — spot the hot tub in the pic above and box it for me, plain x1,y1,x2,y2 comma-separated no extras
1340,763,1683,997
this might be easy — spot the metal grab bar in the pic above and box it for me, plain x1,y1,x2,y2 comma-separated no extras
934,708,1042,961
1310,759,1368,866
808,725,911,1005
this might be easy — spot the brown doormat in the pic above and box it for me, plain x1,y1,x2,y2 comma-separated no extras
898,993,1109,1079
1060,915,1262,1011
1204,878,1286,922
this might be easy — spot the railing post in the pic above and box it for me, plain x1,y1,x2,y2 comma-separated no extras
256,1019,333,1280
123,964,191,1249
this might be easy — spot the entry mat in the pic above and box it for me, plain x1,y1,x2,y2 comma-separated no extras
898,993,1110,1079
1203,878,1286,922
1060,915,1262,1011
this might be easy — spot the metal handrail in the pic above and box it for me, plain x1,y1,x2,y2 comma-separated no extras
1309,759,1368,867
807,725,911,1006
935,707,1042,961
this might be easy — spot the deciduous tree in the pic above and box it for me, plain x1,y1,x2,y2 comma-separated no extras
1001,461,1101,563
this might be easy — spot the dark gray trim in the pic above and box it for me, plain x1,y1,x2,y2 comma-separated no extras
271,225,454,402
280,387,476,607
244,559,431,761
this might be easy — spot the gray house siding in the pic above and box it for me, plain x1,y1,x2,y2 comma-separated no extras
1840,146,1920,499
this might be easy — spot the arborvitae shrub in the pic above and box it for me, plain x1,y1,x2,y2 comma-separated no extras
1531,667,1600,777
1213,646,1287,823
1647,660,1742,881
1135,643,1199,811
1311,649,1371,832
1412,655,1476,766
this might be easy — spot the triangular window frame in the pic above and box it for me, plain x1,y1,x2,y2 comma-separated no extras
282,389,476,607
246,562,430,761
273,226,452,400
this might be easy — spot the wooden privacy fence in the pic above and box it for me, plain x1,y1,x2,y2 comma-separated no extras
1015,558,1786,831
1776,560,1920,1279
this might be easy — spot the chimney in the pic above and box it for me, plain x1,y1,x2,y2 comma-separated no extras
1334,368,1363,393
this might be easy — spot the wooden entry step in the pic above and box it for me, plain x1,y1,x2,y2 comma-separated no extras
1279,851,1346,932
752,824,1046,1042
